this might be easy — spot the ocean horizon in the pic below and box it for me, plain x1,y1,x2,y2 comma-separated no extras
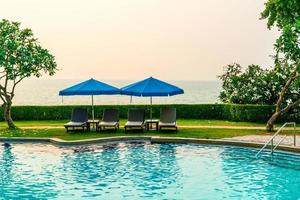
13,79,222,105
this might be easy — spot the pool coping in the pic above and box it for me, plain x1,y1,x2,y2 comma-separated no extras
1,136,300,154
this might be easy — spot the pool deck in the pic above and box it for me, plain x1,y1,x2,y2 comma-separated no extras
226,135,300,147
1,135,300,154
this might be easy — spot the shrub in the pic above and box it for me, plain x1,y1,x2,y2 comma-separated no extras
0,104,297,123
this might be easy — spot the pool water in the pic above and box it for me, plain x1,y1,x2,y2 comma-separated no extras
0,142,300,200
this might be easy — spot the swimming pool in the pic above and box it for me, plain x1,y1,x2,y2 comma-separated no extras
0,142,299,199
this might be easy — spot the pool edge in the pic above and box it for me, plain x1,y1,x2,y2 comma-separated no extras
0,136,300,154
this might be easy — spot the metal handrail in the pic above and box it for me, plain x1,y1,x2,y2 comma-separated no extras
255,122,296,158
273,135,287,151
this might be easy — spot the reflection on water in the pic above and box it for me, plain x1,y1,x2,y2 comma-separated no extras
124,143,180,199
221,147,300,200
61,142,181,199
0,143,61,199
0,143,300,199
0,144,14,186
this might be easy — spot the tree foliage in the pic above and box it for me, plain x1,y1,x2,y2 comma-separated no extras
0,19,57,128
220,0,300,108
261,0,300,29
261,0,300,64
219,63,300,105
259,0,300,131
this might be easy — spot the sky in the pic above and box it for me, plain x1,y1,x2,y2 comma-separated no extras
0,0,278,80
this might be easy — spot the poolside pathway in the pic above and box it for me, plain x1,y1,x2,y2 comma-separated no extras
226,135,300,147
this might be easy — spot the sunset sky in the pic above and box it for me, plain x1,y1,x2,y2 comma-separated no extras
1,0,277,80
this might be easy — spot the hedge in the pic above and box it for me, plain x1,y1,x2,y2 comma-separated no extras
0,104,298,123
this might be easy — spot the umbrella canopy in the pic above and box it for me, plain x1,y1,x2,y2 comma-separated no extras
59,78,120,96
121,77,184,97
59,78,120,120
121,77,184,123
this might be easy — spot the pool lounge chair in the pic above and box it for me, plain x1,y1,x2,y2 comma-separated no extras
158,108,177,132
124,108,145,132
64,108,88,132
98,109,120,131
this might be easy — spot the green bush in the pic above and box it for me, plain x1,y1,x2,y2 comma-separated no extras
0,104,298,123
221,104,275,122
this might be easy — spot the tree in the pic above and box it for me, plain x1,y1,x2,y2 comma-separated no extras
219,63,300,105
219,63,268,104
0,19,57,129
261,0,300,131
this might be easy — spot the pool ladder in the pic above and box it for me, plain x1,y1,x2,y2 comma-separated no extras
255,122,297,158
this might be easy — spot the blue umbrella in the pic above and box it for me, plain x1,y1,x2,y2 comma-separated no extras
121,77,184,120
59,78,120,120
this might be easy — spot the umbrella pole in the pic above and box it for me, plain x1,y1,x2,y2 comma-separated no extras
92,95,94,121
150,96,153,129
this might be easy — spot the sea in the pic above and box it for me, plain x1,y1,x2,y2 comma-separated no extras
13,79,222,105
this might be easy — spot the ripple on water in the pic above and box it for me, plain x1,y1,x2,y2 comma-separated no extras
0,143,300,200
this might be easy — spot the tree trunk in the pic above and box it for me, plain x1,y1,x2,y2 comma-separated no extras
266,111,281,131
266,98,300,132
266,68,299,132
3,102,16,129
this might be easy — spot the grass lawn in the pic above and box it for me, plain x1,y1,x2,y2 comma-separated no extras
0,119,297,141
